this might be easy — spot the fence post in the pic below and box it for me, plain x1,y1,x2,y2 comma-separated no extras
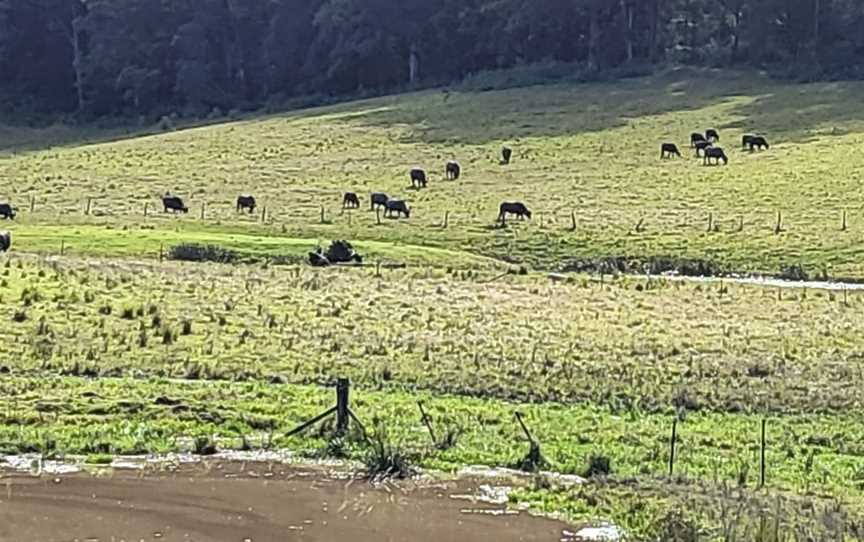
669,418,678,476
84,197,92,216
60,240,65,256
774,211,783,234
144,202,149,217
261,206,267,223
571,210,577,231
760,418,767,487
320,206,325,224
159,243,164,263
418,402,438,444
336,378,350,434
443,211,449,228
30,195,35,213
200,202,206,220
842,210,848,232
707,212,713,233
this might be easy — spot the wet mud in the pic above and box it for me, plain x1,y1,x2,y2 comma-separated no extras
0,461,577,542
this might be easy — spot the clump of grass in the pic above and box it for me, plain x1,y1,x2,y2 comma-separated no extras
582,454,614,478
363,425,418,481
11,309,27,323
193,436,218,455
98,304,112,316
512,441,549,473
85,453,114,465
161,326,176,345
180,319,193,336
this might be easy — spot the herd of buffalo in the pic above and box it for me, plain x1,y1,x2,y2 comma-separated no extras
660,129,770,165
0,132,771,254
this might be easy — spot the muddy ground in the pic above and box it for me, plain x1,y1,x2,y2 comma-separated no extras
0,461,576,542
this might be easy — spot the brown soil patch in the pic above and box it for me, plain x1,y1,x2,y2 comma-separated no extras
0,462,573,541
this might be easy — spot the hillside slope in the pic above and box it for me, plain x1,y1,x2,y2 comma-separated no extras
3,69,864,275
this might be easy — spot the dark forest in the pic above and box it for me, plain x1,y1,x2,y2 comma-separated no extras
1,0,862,119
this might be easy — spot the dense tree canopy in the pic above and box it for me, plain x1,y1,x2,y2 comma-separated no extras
1,0,862,119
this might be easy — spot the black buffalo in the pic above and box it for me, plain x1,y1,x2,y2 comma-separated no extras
0,202,15,220
694,140,713,157
706,129,720,142
410,168,428,189
162,195,189,213
501,147,513,165
748,136,770,151
384,199,411,218
704,147,728,166
446,161,461,180
343,192,360,209
661,143,682,159
236,195,256,213
498,202,532,224
690,133,707,147
0,230,9,252
371,192,389,211
742,134,756,149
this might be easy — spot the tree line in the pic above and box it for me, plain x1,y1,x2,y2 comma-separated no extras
1,0,862,120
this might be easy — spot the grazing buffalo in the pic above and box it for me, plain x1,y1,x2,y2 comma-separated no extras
0,202,15,220
343,192,360,209
162,195,189,213
410,168,428,189
236,194,256,213
742,134,756,149
370,192,389,211
501,147,513,165
384,199,411,219
748,136,770,151
704,147,728,166
691,133,707,147
446,161,461,180
661,143,682,159
0,230,9,252
694,140,713,157
498,202,532,224
706,129,720,142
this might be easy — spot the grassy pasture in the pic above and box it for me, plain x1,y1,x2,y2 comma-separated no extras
2,254,864,414
2,69,864,275
4,69,864,534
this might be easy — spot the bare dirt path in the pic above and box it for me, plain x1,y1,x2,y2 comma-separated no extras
0,462,575,542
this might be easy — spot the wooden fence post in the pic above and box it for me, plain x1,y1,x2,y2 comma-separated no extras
418,402,438,444
669,418,678,476
320,206,325,224
443,211,449,228
707,212,714,233
29,195,35,213
336,378,350,434
774,211,783,234
159,243,164,263
261,206,267,223
60,240,65,256
144,202,149,217
760,418,767,487
200,202,206,220
84,197,92,216
842,210,848,232
571,210,577,231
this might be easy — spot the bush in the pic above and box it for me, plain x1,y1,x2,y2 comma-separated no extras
168,244,238,264
582,454,613,478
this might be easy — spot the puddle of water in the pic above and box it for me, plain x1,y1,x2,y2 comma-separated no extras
563,523,624,541
647,273,864,291
457,465,586,488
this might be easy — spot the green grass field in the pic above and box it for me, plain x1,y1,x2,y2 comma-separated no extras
4,68,864,537
3,68,864,275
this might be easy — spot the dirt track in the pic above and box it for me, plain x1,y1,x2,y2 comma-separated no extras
0,462,575,542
